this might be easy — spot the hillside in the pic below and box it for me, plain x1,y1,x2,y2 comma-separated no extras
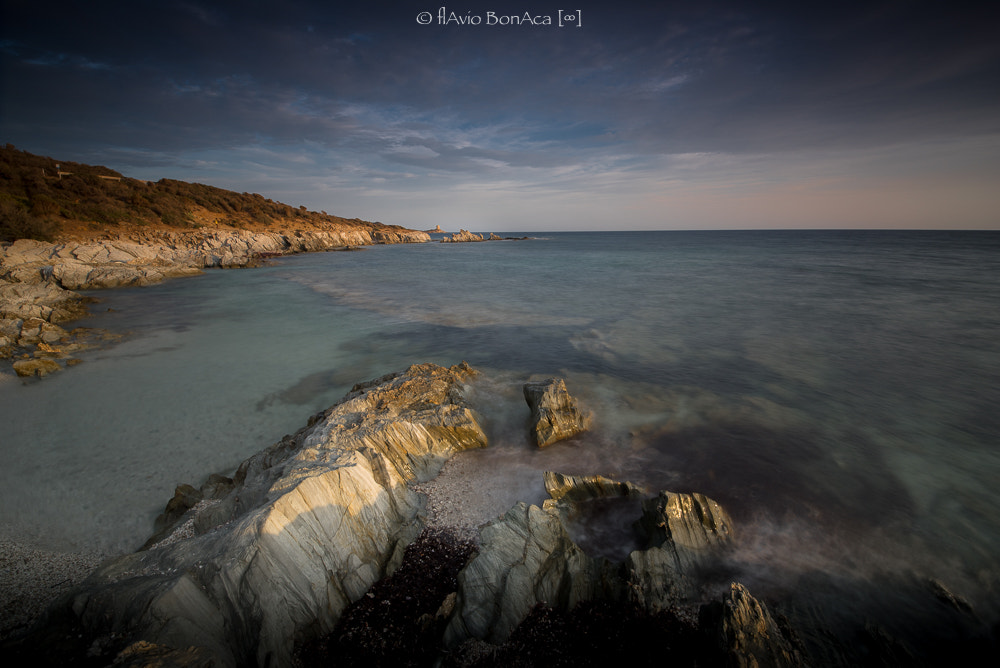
0,144,408,242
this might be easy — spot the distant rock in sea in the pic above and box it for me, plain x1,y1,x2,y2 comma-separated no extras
523,377,592,447
440,229,485,242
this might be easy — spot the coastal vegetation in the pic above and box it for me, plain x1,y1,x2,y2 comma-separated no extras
0,145,384,242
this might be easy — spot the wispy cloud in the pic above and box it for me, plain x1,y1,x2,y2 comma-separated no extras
2,1,998,229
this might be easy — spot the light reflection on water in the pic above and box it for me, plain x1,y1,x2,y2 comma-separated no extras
1,230,999,646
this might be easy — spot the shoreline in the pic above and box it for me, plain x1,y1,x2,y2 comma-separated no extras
0,224,430,377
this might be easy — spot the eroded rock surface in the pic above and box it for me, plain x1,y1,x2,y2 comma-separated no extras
700,582,805,668
444,471,735,649
440,229,485,242
523,378,592,447
20,362,485,667
543,471,645,502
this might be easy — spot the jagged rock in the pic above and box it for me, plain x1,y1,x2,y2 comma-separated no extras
12,357,61,377
28,362,486,667
543,471,645,502
638,490,734,566
445,472,735,648
372,229,430,244
441,229,485,243
443,501,619,646
700,582,804,667
488,233,503,240
523,378,592,447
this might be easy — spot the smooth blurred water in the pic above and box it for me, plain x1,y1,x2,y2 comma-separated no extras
2,230,999,644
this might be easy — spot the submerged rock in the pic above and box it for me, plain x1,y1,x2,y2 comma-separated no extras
523,378,592,447
17,362,486,667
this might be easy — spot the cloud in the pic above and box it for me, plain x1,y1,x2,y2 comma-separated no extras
2,1,999,229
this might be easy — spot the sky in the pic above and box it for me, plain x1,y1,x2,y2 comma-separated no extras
2,0,999,231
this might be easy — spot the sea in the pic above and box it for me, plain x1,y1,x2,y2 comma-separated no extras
2,230,999,654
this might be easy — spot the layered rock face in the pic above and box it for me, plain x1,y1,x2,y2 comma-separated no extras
0,226,430,371
701,582,804,668
523,378,593,447
444,472,740,649
35,362,485,667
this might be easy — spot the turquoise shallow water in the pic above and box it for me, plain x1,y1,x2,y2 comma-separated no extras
2,230,1000,644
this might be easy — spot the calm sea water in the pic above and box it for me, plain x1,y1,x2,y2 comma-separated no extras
2,230,999,647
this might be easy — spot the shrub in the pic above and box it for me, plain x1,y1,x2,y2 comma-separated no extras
0,197,59,241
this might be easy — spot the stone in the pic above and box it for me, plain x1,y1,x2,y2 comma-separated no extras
543,471,645,502
12,358,61,377
638,490,735,558
443,501,617,646
445,471,736,648
441,229,485,243
37,362,486,668
523,378,592,447
700,582,805,668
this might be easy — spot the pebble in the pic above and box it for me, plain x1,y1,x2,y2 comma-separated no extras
0,536,109,642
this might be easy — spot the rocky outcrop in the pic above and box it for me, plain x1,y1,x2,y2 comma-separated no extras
441,229,484,243
0,226,430,368
443,500,620,646
700,583,805,667
523,378,592,447
543,470,645,502
25,362,486,667
444,471,735,648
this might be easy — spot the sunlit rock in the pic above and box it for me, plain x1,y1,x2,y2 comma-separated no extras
445,471,734,648
523,377,592,447
441,229,485,242
33,362,486,667
543,470,645,502
12,357,61,377
700,582,805,667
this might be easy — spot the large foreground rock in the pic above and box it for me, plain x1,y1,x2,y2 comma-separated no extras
444,472,735,647
21,362,486,667
523,378,592,447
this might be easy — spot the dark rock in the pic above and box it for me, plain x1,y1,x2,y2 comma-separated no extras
699,582,805,668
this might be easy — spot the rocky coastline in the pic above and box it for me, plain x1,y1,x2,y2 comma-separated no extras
0,225,429,377
7,362,986,667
